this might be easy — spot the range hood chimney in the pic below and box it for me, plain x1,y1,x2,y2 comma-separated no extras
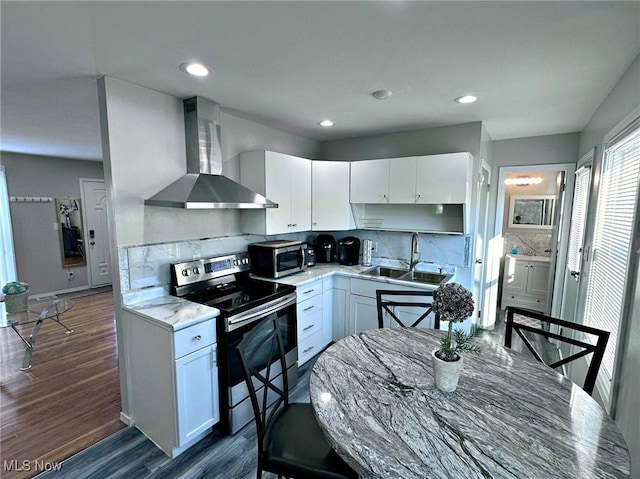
145,97,278,209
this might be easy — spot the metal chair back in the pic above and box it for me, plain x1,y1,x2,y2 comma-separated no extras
376,290,440,329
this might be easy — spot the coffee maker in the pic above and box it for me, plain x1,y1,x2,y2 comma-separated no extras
337,236,360,266
315,234,336,263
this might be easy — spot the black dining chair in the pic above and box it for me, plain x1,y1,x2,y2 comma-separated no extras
504,306,609,396
237,317,358,479
375,290,440,329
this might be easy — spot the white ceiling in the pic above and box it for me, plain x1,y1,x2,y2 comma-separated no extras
1,1,639,161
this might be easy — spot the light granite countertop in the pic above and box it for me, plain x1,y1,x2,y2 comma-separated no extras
121,260,455,331
122,287,219,332
253,260,455,291
310,328,630,479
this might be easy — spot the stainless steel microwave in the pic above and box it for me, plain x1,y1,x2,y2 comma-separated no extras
248,240,308,278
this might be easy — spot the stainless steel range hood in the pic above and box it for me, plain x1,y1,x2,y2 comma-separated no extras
145,97,277,209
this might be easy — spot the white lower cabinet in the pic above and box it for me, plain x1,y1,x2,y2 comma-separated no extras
297,278,331,366
347,278,437,336
501,254,550,313
127,312,219,458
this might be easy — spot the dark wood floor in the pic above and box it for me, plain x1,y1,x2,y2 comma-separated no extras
34,360,319,479
1,291,124,479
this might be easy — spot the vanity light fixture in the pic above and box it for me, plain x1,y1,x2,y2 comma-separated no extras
505,176,543,186
318,120,334,127
179,62,210,77
454,94,478,104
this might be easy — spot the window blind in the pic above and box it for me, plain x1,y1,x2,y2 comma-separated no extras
583,124,640,401
566,165,591,275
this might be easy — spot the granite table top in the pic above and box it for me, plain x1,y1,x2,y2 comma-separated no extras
310,327,630,479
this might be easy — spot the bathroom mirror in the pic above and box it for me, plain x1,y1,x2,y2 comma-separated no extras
56,197,86,267
508,195,556,229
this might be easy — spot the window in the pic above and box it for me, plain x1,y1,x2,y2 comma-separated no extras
0,166,17,287
566,165,591,276
583,119,640,402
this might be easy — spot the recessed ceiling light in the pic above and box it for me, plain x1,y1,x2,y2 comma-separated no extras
179,62,210,77
372,90,393,100
454,94,478,104
318,120,334,127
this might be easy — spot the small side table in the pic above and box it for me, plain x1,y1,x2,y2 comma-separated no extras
1,297,74,370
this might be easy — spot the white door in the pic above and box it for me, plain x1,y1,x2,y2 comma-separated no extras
288,156,312,233
473,162,491,326
560,156,593,322
265,152,292,234
388,157,417,203
81,179,112,287
312,161,354,231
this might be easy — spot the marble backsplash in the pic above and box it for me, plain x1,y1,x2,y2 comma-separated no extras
503,231,553,256
119,230,471,293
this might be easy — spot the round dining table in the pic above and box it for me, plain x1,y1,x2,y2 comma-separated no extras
309,327,630,479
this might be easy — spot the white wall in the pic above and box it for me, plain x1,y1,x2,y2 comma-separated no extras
98,76,321,419
320,121,482,161
577,53,640,478
1,152,104,295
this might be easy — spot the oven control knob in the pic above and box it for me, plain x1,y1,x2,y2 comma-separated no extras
193,267,201,275
242,258,249,265
182,269,190,277
233,259,239,266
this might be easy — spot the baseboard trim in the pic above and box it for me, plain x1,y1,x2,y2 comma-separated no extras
120,411,134,426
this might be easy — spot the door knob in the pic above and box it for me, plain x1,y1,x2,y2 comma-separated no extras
475,258,483,264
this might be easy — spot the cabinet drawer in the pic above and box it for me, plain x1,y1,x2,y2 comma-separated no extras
298,330,327,366
298,307,323,341
297,293,323,318
297,279,323,301
174,320,216,359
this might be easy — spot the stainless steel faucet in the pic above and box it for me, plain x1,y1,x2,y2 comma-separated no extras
410,232,420,270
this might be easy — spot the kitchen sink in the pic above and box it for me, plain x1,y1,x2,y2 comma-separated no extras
361,266,451,285
403,271,450,284
362,266,410,279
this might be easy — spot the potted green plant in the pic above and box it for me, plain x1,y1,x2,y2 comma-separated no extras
431,282,479,392
2,281,30,313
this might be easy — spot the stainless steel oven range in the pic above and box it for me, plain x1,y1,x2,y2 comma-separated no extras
171,252,298,435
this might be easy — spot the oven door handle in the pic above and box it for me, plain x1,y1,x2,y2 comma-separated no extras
226,293,297,332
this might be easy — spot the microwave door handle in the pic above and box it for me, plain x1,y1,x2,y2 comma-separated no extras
300,246,306,269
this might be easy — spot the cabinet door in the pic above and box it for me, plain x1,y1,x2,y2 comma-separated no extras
331,288,348,341
388,157,417,203
415,153,470,204
289,156,312,232
503,258,528,294
175,345,219,447
527,263,550,296
312,161,354,231
348,294,380,335
350,159,390,203
265,152,293,234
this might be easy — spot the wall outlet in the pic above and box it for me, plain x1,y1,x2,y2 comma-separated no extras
371,242,377,252
68,270,74,281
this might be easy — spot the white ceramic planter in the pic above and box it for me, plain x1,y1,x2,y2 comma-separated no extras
432,349,464,392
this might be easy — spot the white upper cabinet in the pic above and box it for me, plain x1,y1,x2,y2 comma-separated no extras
240,151,311,235
389,157,418,203
415,153,472,204
312,161,355,231
350,153,472,205
350,159,390,203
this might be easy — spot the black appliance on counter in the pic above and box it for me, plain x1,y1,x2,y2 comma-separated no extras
337,236,360,266
171,252,298,435
315,234,336,263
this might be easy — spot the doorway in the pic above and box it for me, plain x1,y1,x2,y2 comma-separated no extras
80,179,112,287
483,163,576,328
